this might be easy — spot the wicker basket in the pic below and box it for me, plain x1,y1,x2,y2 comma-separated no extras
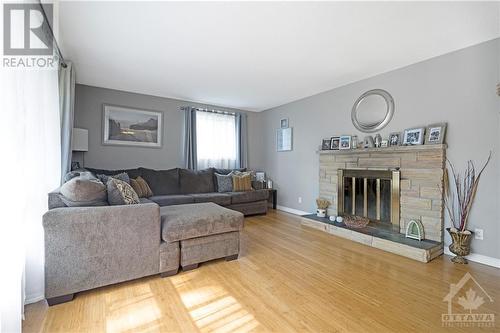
343,215,370,228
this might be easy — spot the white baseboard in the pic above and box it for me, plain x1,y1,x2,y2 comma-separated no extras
276,205,309,216
25,294,44,305
444,248,500,268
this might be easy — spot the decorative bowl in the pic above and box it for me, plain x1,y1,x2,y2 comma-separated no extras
343,215,370,229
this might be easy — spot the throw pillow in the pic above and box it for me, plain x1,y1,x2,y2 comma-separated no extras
215,172,233,192
96,172,130,185
107,178,140,205
130,176,153,197
63,170,97,183
232,172,252,192
60,177,107,202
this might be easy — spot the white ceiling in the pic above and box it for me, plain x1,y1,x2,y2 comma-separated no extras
58,1,500,112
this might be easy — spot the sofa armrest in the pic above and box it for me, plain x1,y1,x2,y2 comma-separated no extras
48,188,66,209
43,203,161,298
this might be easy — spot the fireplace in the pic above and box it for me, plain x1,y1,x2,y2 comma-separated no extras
337,169,400,230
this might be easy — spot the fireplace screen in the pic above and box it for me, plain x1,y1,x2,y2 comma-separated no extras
338,169,400,228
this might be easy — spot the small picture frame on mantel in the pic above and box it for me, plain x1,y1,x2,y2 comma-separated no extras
330,136,340,150
321,138,332,150
425,123,447,145
402,127,425,146
339,135,351,150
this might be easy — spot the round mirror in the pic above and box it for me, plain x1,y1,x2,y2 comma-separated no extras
351,89,394,133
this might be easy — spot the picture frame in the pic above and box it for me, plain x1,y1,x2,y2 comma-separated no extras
339,135,351,150
255,172,266,182
321,138,332,150
277,127,293,151
103,104,162,148
425,123,447,145
402,127,425,146
330,136,340,150
280,118,289,128
389,132,401,146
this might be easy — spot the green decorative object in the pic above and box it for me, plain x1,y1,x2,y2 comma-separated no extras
405,220,424,241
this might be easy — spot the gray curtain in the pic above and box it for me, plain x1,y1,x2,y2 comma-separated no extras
235,113,248,168
59,62,75,183
182,107,197,170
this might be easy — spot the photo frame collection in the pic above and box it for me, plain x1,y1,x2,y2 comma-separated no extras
320,123,447,151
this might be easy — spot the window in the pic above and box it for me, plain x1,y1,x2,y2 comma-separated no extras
196,111,237,169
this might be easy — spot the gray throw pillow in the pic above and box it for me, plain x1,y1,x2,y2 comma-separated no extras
107,178,140,205
96,172,130,184
60,177,107,202
215,172,233,192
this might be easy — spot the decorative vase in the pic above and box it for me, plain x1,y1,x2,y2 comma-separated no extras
447,227,473,264
316,209,326,218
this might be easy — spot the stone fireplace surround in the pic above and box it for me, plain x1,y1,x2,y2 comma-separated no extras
301,144,446,262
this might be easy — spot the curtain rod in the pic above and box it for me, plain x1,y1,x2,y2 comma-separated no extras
181,106,236,115
38,0,67,68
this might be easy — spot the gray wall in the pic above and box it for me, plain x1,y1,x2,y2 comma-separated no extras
257,38,500,259
74,84,262,170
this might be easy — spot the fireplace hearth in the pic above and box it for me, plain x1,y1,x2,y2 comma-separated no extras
304,144,447,262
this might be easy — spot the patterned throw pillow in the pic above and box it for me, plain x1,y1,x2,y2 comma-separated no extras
130,176,153,197
232,172,252,192
215,172,233,192
107,178,140,205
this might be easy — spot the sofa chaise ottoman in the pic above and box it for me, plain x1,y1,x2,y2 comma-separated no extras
160,202,244,274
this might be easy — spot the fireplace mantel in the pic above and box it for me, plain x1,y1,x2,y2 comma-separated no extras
310,143,447,262
318,144,447,155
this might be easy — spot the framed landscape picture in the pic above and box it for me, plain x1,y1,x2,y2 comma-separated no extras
103,104,162,148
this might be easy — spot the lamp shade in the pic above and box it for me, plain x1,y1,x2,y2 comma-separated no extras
72,128,88,152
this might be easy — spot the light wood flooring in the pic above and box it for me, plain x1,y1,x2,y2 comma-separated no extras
24,210,500,332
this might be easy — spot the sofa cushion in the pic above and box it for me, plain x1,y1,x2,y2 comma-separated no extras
190,193,231,206
63,170,96,183
179,168,215,194
213,168,246,191
140,167,180,195
139,197,155,204
150,194,194,206
214,172,233,192
232,172,252,192
85,167,142,179
229,189,269,204
96,172,130,185
160,203,244,243
130,176,153,198
60,177,107,202
107,178,140,205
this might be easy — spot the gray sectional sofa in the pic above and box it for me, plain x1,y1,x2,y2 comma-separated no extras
48,167,270,215
43,167,269,306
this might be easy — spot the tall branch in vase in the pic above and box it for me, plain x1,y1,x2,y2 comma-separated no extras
443,152,491,232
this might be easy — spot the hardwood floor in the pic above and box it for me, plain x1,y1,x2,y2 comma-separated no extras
24,210,500,333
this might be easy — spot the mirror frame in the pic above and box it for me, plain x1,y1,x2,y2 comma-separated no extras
351,89,394,133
